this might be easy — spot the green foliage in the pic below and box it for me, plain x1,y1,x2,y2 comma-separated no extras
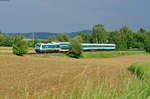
136,28,150,50
67,39,82,58
0,30,2,34
12,35,28,56
108,30,123,49
92,24,108,43
0,34,15,46
128,62,150,80
85,34,93,43
77,32,86,42
119,26,136,49
134,42,145,50
34,39,41,46
47,36,58,42
144,39,150,52
74,35,83,42
58,34,69,42
27,39,41,47
109,26,138,50
137,29,149,42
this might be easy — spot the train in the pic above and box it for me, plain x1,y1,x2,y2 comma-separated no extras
35,42,116,53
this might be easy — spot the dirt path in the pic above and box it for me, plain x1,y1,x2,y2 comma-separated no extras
0,54,150,98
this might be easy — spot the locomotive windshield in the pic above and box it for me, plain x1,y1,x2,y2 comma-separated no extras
36,44,41,47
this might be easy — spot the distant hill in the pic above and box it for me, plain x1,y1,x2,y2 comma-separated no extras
3,30,92,39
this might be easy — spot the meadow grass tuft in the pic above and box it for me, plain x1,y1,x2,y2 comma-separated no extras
128,62,150,80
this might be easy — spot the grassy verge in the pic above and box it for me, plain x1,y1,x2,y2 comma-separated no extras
0,52,12,55
0,51,148,59
26,51,148,59
82,51,147,59
0,47,12,50
26,53,67,58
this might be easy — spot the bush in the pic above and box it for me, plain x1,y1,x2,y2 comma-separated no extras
144,39,150,52
67,39,82,58
128,62,150,80
12,35,28,56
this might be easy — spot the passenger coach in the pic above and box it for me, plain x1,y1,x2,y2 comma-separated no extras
35,42,116,53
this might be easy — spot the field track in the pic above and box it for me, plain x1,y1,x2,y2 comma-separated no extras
0,54,150,98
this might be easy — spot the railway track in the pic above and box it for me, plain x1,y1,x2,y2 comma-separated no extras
30,50,121,55
29,50,142,55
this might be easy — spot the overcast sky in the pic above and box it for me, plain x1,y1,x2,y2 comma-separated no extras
0,0,150,33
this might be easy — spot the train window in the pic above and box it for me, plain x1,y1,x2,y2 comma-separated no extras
48,45,55,48
48,45,51,48
56,45,60,48
36,45,41,47
42,45,50,48
42,45,46,48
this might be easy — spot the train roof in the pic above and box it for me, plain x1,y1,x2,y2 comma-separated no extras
36,42,116,46
36,43,60,45
82,43,116,46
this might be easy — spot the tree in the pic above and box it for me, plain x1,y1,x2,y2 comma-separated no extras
144,39,150,52
0,33,3,46
137,28,149,43
67,39,82,58
12,35,28,56
77,32,86,42
0,30,2,34
85,34,93,43
108,30,122,49
134,42,144,50
92,24,108,43
58,34,69,42
47,36,58,42
74,36,83,43
32,38,41,47
108,30,120,43
0,34,15,46
139,28,147,33
136,28,149,50
119,26,136,49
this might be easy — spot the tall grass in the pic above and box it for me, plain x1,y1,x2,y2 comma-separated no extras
128,62,150,80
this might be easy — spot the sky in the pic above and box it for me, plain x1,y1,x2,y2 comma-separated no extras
0,0,150,33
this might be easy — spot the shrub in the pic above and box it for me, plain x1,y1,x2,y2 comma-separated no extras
12,35,28,56
67,39,82,58
144,39,150,52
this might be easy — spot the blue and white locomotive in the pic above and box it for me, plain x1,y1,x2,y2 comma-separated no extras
35,42,116,53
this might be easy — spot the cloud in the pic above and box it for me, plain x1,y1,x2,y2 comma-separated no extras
0,0,150,32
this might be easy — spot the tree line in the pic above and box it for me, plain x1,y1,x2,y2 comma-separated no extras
0,24,150,52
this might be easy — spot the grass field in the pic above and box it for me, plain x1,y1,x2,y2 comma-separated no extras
0,47,150,98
